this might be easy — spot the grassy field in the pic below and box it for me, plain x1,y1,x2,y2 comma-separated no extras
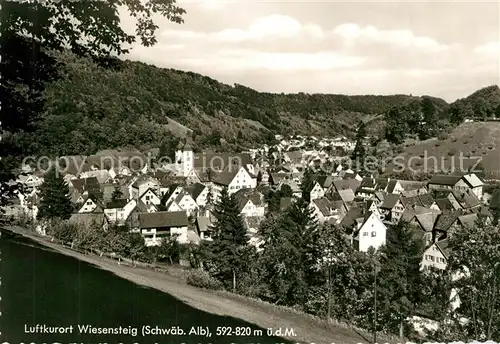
386,121,500,178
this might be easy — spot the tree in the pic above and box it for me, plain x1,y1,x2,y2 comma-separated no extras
489,188,500,225
111,186,124,201
301,168,316,202
385,107,408,144
446,221,500,340
260,198,318,307
158,235,181,264
204,187,249,291
38,167,73,221
376,221,425,339
159,135,181,162
351,124,366,172
312,223,353,319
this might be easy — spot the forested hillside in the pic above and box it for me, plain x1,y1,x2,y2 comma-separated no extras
4,51,418,157
5,50,500,158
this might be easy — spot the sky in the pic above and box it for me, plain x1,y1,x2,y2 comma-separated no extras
122,0,500,102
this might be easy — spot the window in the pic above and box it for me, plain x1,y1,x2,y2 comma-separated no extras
86,200,93,205
371,231,376,237
430,256,435,262
145,195,150,200
363,232,369,237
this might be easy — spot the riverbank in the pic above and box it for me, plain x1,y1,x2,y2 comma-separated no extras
4,226,398,344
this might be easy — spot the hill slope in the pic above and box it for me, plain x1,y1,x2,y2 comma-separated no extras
9,52,422,157
6,50,500,158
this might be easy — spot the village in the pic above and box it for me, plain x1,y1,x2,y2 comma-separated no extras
5,132,492,276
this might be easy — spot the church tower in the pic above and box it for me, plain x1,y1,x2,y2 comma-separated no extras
175,142,194,177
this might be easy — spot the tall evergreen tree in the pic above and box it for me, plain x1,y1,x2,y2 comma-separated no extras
301,168,316,202
38,168,73,220
376,221,425,339
351,121,367,171
205,187,249,291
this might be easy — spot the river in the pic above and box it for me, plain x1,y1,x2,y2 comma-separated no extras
0,236,293,344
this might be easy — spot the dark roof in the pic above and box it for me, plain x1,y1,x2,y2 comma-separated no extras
435,198,454,211
105,199,129,209
70,177,101,194
375,178,389,191
359,177,376,189
312,197,338,216
401,194,435,208
340,207,364,229
452,190,481,209
138,211,189,229
386,179,399,193
316,175,334,189
436,239,451,258
380,194,401,209
333,179,361,192
415,211,440,232
186,183,206,200
428,175,462,186
434,211,461,232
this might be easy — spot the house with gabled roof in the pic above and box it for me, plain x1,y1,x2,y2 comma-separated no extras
333,178,361,194
339,206,364,235
139,188,161,207
386,179,404,194
195,213,215,241
421,239,450,271
235,189,266,218
213,165,257,195
136,211,190,246
401,193,436,209
104,199,137,225
166,190,198,216
69,177,102,203
130,175,160,200
460,173,484,200
450,190,481,210
433,211,462,241
161,184,184,206
185,183,211,207
352,211,387,252
379,194,405,224
283,150,303,165
432,198,458,213
427,175,463,191
76,195,104,214
310,197,343,224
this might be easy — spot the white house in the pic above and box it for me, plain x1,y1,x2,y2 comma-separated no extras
77,196,103,213
214,166,257,195
130,176,160,200
355,212,387,252
170,191,198,216
421,240,449,271
187,183,211,208
139,188,161,206
104,199,137,225
310,181,325,201
461,173,484,200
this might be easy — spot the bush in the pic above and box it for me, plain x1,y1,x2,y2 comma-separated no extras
186,269,224,291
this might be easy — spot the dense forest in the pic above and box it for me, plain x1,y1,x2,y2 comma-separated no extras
4,49,500,159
